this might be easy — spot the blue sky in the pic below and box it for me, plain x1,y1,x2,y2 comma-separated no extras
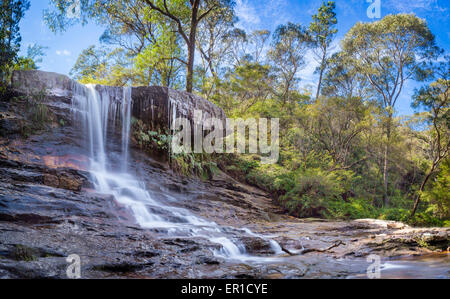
19,0,450,115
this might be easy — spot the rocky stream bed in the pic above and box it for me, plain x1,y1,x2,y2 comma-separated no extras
0,71,448,279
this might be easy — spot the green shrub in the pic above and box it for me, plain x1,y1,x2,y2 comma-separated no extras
378,208,410,222
325,198,377,219
421,159,450,219
132,118,171,154
246,163,287,192
220,154,448,226
277,171,341,218
171,152,219,180
408,211,444,227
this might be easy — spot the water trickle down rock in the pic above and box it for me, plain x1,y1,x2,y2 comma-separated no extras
11,70,287,261
12,70,227,136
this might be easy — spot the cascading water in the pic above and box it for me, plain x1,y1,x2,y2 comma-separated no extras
71,83,283,261
121,87,132,171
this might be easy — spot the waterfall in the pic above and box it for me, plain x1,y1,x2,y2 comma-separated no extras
71,83,282,261
121,87,132,171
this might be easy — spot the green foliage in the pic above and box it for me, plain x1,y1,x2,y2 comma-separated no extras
13,44,47,71
0,0,30,90
268,22,312,104
39,3,449,227
219,149,447,225
378,208,410,222
211,62,274,116
340,13,441,206
132,117,218,179
71,46,134,86
134,20,183,87
45,0,235,92
422,159,450,219
309,1,337,47
12,245,37,262
277,170,340,218
14,89,54,137
172,152,219,180
326,198,377,220
132,118,170,153
308,1,337,98
409,211,446,227
409,57,449,217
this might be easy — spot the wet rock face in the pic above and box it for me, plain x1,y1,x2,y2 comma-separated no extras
0,112,22,137
11,70,226,134
12,70,74,99
239,237,277,255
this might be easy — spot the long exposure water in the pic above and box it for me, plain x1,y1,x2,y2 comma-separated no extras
70,83,283,261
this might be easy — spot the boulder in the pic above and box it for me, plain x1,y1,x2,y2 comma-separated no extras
239,236,277,255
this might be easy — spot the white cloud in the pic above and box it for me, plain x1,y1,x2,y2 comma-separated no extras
56,49,71,56
298,39,342,89
387,0,447,13
235,0,261,27
235,0,293,32
299,51,319,89
262,0,290,26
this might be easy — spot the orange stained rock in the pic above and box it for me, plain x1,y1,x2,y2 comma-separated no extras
43,154,89,171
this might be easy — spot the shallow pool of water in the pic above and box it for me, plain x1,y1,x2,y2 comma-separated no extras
350,253,450,279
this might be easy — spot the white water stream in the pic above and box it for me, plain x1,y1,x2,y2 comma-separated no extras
71,83,283,261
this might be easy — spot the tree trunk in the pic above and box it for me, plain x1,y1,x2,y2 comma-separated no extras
411,167,435,217
382,143,389,206
315,65,324,100
186,40,196,93
185,1,199,93
383,113,392,206
315,69,323,100
315,51,327,100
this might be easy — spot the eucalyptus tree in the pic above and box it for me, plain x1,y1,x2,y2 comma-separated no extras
268,23,312,105
46,0,183,87
70,46,135,86
321,52,371,99
0,0,30,87
45,0,235,92
141,0,235,92
221,29,270,68
196,3,236,79
249,30,271,65
308,1,337,100
411,57,449,216
13,44,48,71
307,96,374,172
342,14,440,205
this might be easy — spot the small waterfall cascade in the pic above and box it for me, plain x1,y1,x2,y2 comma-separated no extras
121,87,132,171
71,83,282,261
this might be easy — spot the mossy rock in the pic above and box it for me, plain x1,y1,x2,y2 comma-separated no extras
11,245,38,262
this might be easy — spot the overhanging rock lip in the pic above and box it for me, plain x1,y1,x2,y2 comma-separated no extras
12,70,74,99
11,70,228,131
